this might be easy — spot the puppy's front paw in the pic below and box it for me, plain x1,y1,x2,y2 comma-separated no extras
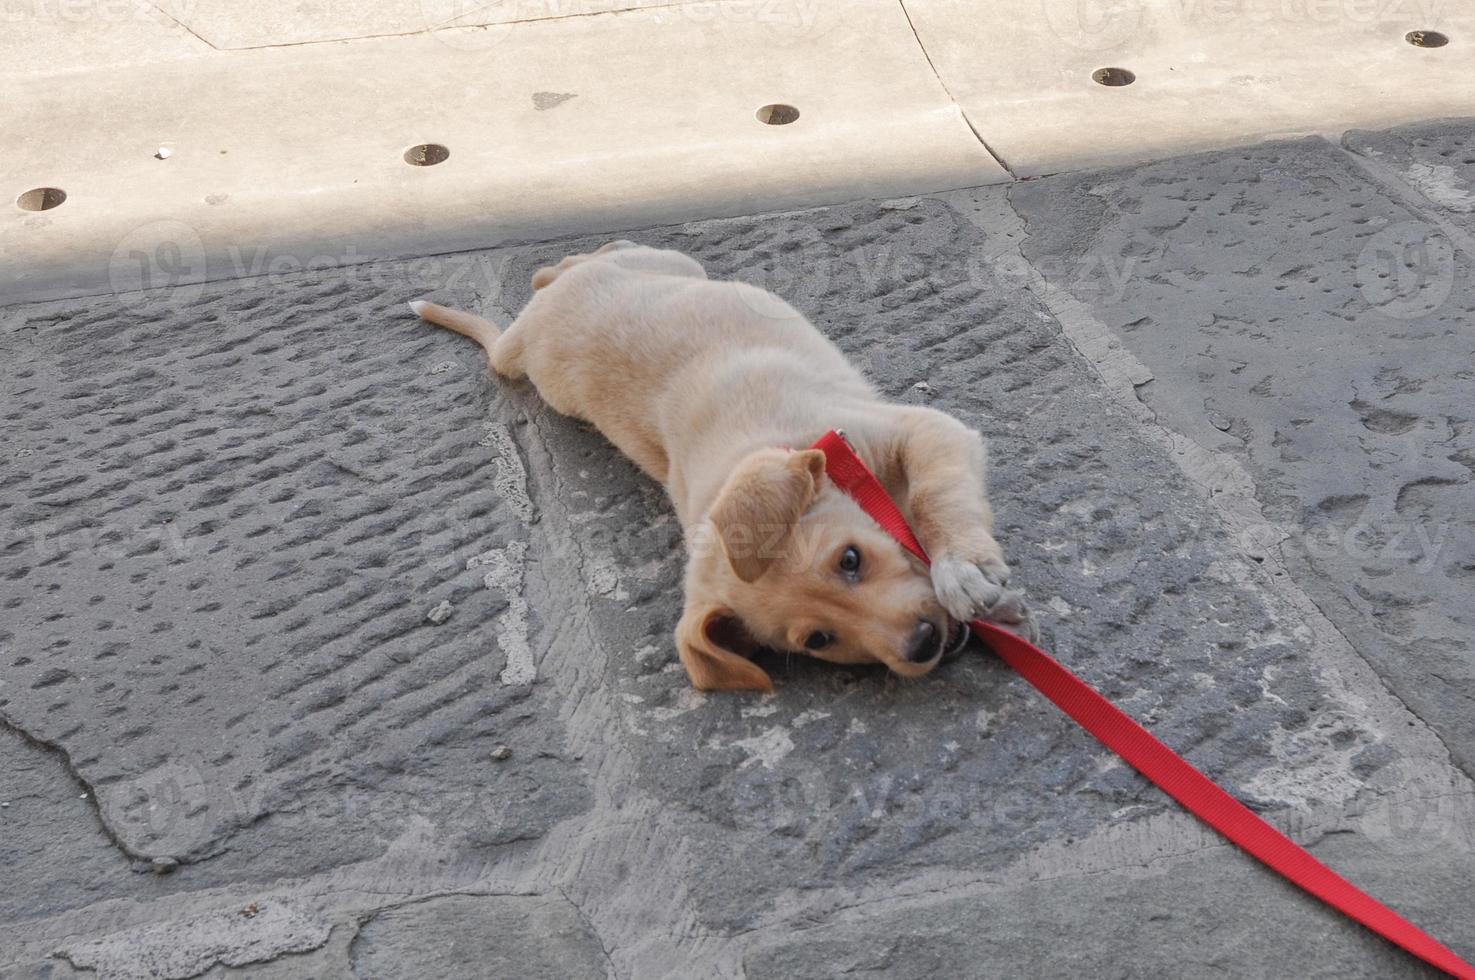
996,604,1041,645
930,554,1011,623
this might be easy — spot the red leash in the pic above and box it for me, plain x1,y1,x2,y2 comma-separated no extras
811,429,1475,979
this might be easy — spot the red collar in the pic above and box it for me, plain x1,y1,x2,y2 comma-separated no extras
809,429,926,562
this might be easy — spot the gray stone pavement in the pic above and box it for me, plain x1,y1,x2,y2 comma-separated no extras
2,122,1474,979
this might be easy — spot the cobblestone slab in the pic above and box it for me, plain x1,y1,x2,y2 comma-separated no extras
3,126,1474,978
1011,134,1475,778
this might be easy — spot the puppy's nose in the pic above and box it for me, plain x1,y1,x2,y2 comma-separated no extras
905,619,942,663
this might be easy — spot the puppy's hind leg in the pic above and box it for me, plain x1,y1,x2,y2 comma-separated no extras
409,300,525,378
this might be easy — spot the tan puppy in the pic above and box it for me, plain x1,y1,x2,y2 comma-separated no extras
412,241,1029,692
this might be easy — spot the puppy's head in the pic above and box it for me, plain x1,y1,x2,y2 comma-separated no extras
677,448,961,692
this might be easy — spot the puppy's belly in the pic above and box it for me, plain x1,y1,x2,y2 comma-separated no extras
516,272,867,479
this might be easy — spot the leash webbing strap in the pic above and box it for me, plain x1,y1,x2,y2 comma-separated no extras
810,428,1475,980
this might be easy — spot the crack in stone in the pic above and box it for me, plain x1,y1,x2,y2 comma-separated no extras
557,884,620,979
0,710,153,866
894,0,1014,177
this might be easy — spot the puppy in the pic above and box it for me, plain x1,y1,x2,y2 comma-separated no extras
412,240,1029,692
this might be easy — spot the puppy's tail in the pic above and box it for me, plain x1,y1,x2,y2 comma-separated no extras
409,300,502,352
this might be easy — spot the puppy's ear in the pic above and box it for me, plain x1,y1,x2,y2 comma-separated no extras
676,604,773,692
707,448,826,583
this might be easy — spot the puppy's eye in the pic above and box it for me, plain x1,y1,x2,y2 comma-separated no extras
838,545,862,576
804,630,833,651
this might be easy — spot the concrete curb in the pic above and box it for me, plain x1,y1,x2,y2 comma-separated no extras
8,2,1475,307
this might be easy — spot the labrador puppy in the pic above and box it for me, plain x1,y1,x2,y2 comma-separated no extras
412,241,1029,691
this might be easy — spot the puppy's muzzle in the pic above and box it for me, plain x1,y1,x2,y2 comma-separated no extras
905,619,951,663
